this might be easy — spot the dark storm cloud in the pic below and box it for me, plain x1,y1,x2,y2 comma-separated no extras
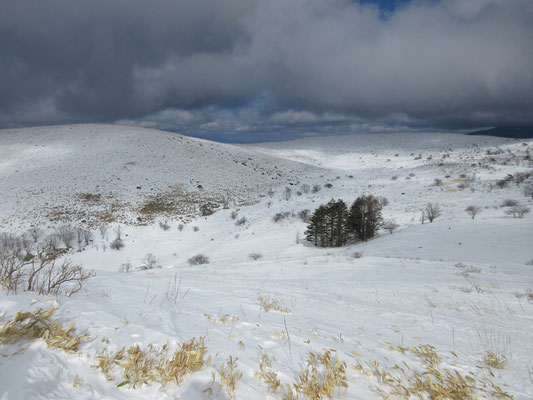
1,0,533,138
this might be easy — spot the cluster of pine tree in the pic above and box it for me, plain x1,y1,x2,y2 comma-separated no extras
305,195,382,247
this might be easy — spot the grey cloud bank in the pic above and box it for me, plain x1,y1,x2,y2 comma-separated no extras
1,0,532,141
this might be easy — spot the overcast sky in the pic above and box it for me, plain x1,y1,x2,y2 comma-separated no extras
1,0,532,142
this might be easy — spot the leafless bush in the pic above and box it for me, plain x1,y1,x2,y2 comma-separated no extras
378,196,389,207
465,205,482,219
0,233,23,253
424,203,442,223
230,211,238,220
525,259,533,266
1,244,93,296
391,176,398,181
177,224,184,231
501,199,518,207
158,220,171,231
99,225,108,240
524,184,533,198
298,209,311,222
165,274,189,309
311,184,321,193
273,212,291,223
382,220,399,233
506,205,530,218
28,228,44,243
249,253,263,261
433,178,443,186
267,189,274,198
56,225,76,248
192,226,200,232
43,234,61,250
324,183,333,188
110,237,124,250
119,262,133,273
301,184,310,194
283,187,292,201
235,216,248,226
75,228,93,249
188,254,209,266
352,252,363,259
496,179,509,188
140,253,161,270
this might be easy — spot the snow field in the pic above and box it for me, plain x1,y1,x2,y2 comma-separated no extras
1,125,532,399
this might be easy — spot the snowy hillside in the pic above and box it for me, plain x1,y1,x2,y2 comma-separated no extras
1,126,533,399
0,124,317,228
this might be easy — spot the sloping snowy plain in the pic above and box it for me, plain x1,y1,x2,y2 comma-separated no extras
1,124,532,399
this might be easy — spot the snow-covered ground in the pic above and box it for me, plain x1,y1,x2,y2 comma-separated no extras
1,124,532,399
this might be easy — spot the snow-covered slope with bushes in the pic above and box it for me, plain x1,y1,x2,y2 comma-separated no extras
1,125,532,399
0,124,316,227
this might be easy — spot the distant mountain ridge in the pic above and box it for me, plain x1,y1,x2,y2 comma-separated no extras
468,126,533,139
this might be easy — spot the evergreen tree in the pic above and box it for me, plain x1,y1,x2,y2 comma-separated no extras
305,205,327,246
305,199,348,247
347,195,382,241
324,199,348,246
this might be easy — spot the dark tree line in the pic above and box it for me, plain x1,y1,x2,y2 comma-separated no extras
305,195,382,247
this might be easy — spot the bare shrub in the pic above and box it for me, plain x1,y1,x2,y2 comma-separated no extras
110,237,124,250
298,209,311,222
235,216,248,226
433,178,443,186
465,205,482,219
501,199,518,207
424,203,442,223
525,184,533,198
28,228,44,243
99,225,108,239
119,262,133,273
324,183,333,188
177,224,184,231
1,244,93,296
496,179,509,188
311,184,321,193
140,253,161,270
506,205,530,218
352,252,363,259
158,220,171,231
75,227,93,249
192,226,200,232
56,225,76,248
273,212,291,223
283,187,292,201
391,176,398,181
378,196,389,207
230,211,238,220
382,220,399,233
188,254,209,266
249,253,263,261
301,184,310,194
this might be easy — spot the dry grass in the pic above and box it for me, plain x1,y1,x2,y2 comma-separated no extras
369,342,514,399
289,349,348,400
0,308,87,354
204,313,239,324
258,295,291,314
216,356,243,398
256,352,281,394
93,336,209,389
479,332,510,370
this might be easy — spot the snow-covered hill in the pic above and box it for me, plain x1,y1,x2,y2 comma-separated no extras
0,124,317,227
1,125,532,399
